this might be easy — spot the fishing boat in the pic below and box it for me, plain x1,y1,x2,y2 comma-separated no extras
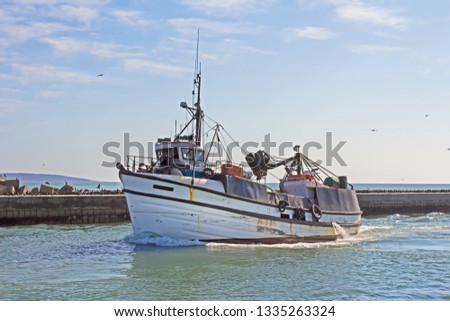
117,45,362,244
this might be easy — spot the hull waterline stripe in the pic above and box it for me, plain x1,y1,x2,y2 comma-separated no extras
123,188,362,228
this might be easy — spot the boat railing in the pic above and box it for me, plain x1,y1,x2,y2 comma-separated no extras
126,154,253,179
126,155,155,173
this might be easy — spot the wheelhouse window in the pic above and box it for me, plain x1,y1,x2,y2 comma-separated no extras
157,147,179,165
181,148,204,162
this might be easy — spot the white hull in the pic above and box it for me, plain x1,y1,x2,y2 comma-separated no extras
121,172,361,244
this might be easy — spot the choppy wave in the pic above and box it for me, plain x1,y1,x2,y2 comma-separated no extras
2,212,449,300
125,233,205,247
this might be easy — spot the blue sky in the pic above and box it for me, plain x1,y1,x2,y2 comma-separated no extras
1,0,450,183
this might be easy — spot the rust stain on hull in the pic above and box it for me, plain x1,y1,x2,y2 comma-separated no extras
256,218,275,229
189,187,195,201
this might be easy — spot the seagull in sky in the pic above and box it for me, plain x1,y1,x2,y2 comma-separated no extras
425,114,430,117
368,129,378,132
97,74,104,77
447,147,450,151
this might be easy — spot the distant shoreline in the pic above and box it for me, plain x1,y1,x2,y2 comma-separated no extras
2,172,449,192
1,173,119,184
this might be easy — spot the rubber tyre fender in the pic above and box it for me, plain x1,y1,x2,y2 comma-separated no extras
293,208,305,220
278,200,288,213
310,204,322,220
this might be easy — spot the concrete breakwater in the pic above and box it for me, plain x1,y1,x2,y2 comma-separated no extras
356,192,450,215
1,193,450,226
0,195,129,226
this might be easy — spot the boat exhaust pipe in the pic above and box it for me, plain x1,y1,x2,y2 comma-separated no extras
338,176,348,189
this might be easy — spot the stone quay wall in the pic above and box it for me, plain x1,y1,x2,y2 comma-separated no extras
0,195,129,226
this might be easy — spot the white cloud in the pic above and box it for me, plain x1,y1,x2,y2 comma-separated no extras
299,1,409,28
14,0,67,3
2,21,70,42
89,42,146,58
336,2,408,28
14,0,109,4
112,10,154,27
11,63,96,83
124,59,191,75
285,26,337,40
0,87,22,93
297,0,328,10
41,37,146,59
180,0,273,13
168,18,256,35
0,7,58,45
346,43,405,54
219,38,277,55
0,7,24,24
41,37,87,53
38,90,63,98
0,3,102,48
51,5,98,24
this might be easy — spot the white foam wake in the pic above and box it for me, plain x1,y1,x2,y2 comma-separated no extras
332,222,350,239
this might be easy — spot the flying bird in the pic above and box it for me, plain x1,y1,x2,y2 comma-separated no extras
368,129,378,132
447,147,450,151
97,74,104,77
97,184,101,189
425,114,430,117
45,181,50,185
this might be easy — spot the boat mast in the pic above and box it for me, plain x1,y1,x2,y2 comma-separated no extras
193,29,202,147
176,30,203,147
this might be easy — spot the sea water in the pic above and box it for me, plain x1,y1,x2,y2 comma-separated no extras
1,212,449,301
